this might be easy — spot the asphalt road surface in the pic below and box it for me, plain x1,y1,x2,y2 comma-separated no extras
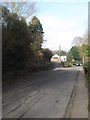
3,66,82,118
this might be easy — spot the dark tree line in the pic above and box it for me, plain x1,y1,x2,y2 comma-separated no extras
2,6,52,79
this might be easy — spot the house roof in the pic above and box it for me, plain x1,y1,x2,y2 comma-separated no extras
52,54,60,58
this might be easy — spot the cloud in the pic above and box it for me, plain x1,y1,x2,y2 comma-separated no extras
40,15,85,51
40,16,78,30
35,0,89,3
42,31,83,51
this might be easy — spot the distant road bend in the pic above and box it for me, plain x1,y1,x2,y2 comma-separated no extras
3,65,83,118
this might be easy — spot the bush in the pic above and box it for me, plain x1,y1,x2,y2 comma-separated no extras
42,49,53,61
83,62,88,73
64,61,73,67
83,61,90,74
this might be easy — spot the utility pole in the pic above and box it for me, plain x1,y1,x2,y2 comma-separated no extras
59,45,61,56
59,45,61,62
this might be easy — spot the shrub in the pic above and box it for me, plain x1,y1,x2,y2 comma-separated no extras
64,61,73,67
83,61,90,73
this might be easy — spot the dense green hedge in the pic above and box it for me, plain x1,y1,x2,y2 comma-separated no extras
83,61,90,82
2,6,53,85
83,62,88,73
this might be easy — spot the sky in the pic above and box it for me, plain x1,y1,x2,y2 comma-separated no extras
33,1,88,51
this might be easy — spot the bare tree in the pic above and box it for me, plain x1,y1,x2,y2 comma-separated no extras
82,32,88,45
1,1,36,20
72,36,83,46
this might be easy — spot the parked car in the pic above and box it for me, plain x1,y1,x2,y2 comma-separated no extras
75,61,82,66
80,63,82,66
76,63,79,66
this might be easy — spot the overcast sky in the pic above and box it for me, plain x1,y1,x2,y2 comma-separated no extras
34,1,88,51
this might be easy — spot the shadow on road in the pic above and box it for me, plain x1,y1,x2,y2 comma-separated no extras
50,61,63,69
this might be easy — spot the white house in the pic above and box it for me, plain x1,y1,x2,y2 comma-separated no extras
51,54,67,63
51,54,61,63
60,55,67,62
52,54,60,59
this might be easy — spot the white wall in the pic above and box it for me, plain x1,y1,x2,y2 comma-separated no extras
61,56,67,62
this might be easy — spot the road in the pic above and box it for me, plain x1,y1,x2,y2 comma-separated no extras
3,66,82,118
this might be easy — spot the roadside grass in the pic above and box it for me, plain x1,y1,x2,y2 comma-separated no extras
63,61,74,67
